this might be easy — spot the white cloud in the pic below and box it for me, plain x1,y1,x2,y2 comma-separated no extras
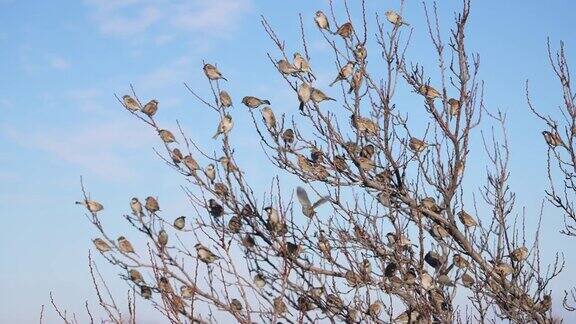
49,56,71,70
84,0,252,40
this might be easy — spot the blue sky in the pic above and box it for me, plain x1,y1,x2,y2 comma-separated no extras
1,0,576,322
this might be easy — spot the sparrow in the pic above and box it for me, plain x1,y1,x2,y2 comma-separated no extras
386,232,411,247
219,90,232,108
296,186,329,217
536,294,552,313
176,157,197,177
242,234,256,250
241,204,254,217
542,130,562,147
317,231,331,257
129,269,144,284
212,114,233,139
214,182,229,196
145,196,160,213
142,100,158,117
230,299,243,312
448,98,460,116
122,95,140,112
368,301,383,317
130,198,143,217
157,229,168,247
430,224,449,239
458,210,478,227
158,277,172,293
418,84,441,100
297,154,314,173
228,215,242,233
76,199,104,213
453,254,469,269
420,271,433,290
181,285,195,299
349,68,364,93
308,286,325,299
510,246,529,262
273,296,287,315
336,22,353,38
311,88,335,104
314,11,329,30
173,216,185,230
158,129,177,143
253,273,265,288
282,128,295,145
277,59,299,75
242,96,270,109
285,242,302,258
298,82,312,111
310,148,324,164
330,61,355,86
351,114,379,135
494,261,514,277
345,270,360,287
264,206,281,232
118,236,136,254
437,274,454,287
425,251,443,268
409,137,427,153
171,148,183,164
421,197,441,213
297,295,314,312
461,272,474,287
332,155,348,172
293,52,310,73
92,238,111,252
208,199,224,218
354,44,367,62
203,63,227,81
385,10,409,26
261,106,276,130
360,144,375,159
385,262,398,277
356,156,375,172
140,285,152,299
326,294,343,313
195,243,219,263
205,164,216,183
218,156,240,173
395,310,420,324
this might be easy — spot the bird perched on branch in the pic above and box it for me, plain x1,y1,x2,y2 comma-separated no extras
130,197,143,217
195,243,219,263
142,99,158,117
173,216,185,230
212,114,233,139
145,196,160,213
158,129,177,143
296,186,329,218
311,88,335,104
298,82,312,111
118,236,137,255
76,199,104,213
458,210,478,227
385,10,410,26
542,130,562,147
92,238,111,252
262,106,276,130
277,59,299,75
242,96,270,109
203,63,227,81
219,90,232,108
336,22,353,38
418,84,441,100
330,61,355,86
122,95,140,112
314,11,329,30
293,52,311,75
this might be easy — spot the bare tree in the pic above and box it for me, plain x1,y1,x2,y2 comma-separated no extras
58,0,570,323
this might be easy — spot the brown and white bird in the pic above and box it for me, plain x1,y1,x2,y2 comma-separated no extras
293,52,310,74
314,11,329,30
424,251,443,268
349,68,364,93
253,274,266,288
219,90,232,108
230,299,243,312
140,285,152,299
145,196,160,213
203,63,227,81
130,197,143,217
158,129,177,143
369,301,383,317
264,206,280,231
385,10,409,26
92,238,111,252
282,128,295,145
461,272,475,287
76,199,104,213
157,229,168,247
205,164,216,183
183,155,199,174
142,99,158,117
118,236,136,254
242,96,270,109
122,95,140,112
261,106,276,130
311,88,335,104
351,114,379,135
298,82,312,111
273,297,287,315
458,210,478,228
421,197,441,213
296,186,329,218
195,243,219,263
330,61,355,86
277,59,299,75
129,269,144,284
418,84,441,100
170,148,183,164
212,114,233,139
453,254,470,269
180,285,195,299
336,22,353,38
354,44,367,62
173,216,185,230
542,130,562,147
510,246,529,262
208,198,224,218
409,137,427,153
448,98,461,116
